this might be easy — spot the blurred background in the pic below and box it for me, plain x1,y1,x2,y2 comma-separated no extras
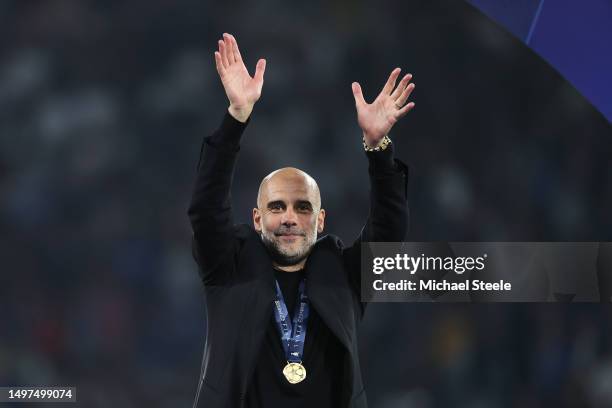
0,0,611,407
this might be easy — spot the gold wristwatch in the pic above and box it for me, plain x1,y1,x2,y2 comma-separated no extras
363,135,391,152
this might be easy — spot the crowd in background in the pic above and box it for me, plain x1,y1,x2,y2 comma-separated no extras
1,1,611,407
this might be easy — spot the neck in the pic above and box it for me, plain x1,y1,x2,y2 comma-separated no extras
273,258,307,272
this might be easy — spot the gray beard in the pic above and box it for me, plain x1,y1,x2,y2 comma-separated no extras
260,233,312,266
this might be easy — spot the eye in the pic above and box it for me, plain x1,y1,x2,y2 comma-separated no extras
296,203,312,213
268,203,284,212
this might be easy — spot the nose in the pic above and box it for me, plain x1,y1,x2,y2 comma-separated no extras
280,207,298,226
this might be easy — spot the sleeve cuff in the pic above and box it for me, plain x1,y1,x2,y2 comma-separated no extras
208,111,251,149
366,141,398,174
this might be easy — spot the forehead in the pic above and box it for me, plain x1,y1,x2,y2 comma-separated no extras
263,175,315,202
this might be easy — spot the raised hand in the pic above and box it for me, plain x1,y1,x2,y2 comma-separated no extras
351,68,415,148
214,33,266,123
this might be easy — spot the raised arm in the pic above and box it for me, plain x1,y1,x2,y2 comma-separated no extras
352,67,414,241
187,33,266,285
343,68,415,308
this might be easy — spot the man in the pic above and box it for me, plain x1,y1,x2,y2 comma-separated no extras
188,33,415,408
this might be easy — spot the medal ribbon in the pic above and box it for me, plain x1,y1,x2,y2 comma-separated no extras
273,278,309,363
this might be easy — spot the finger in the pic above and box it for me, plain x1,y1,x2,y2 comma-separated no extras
214,51,225,77
223,33,235,63
396,101,415,118
352,82,366,106
381,67,401,96
391,74,412,100
218,40,229,68
229,34,242,62
254,58,266,84
396,83,415,107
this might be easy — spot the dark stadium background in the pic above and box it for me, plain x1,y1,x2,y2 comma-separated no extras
1,0,611,407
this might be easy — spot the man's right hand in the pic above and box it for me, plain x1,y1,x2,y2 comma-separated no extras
215,33,266,123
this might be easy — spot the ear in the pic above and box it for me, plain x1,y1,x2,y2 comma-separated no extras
317,208,326,234
253,207,262,232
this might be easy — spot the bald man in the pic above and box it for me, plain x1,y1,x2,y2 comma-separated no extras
254,168,325,271
188,33,414,408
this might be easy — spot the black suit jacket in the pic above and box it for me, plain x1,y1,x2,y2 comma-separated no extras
188,113,409,408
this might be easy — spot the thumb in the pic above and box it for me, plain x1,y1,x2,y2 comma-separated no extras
254,58,266,84
352,82,366,106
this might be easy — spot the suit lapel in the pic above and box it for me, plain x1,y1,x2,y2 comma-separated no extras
305,236,355,354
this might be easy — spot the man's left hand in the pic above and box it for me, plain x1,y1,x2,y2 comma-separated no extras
351,68,415,148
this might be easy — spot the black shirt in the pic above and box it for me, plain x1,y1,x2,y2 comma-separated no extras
245,268,347,408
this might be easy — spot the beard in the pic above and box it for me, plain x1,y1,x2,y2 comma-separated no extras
260,226,316,266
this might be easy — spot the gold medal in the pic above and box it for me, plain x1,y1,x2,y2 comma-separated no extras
283,362,307,384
